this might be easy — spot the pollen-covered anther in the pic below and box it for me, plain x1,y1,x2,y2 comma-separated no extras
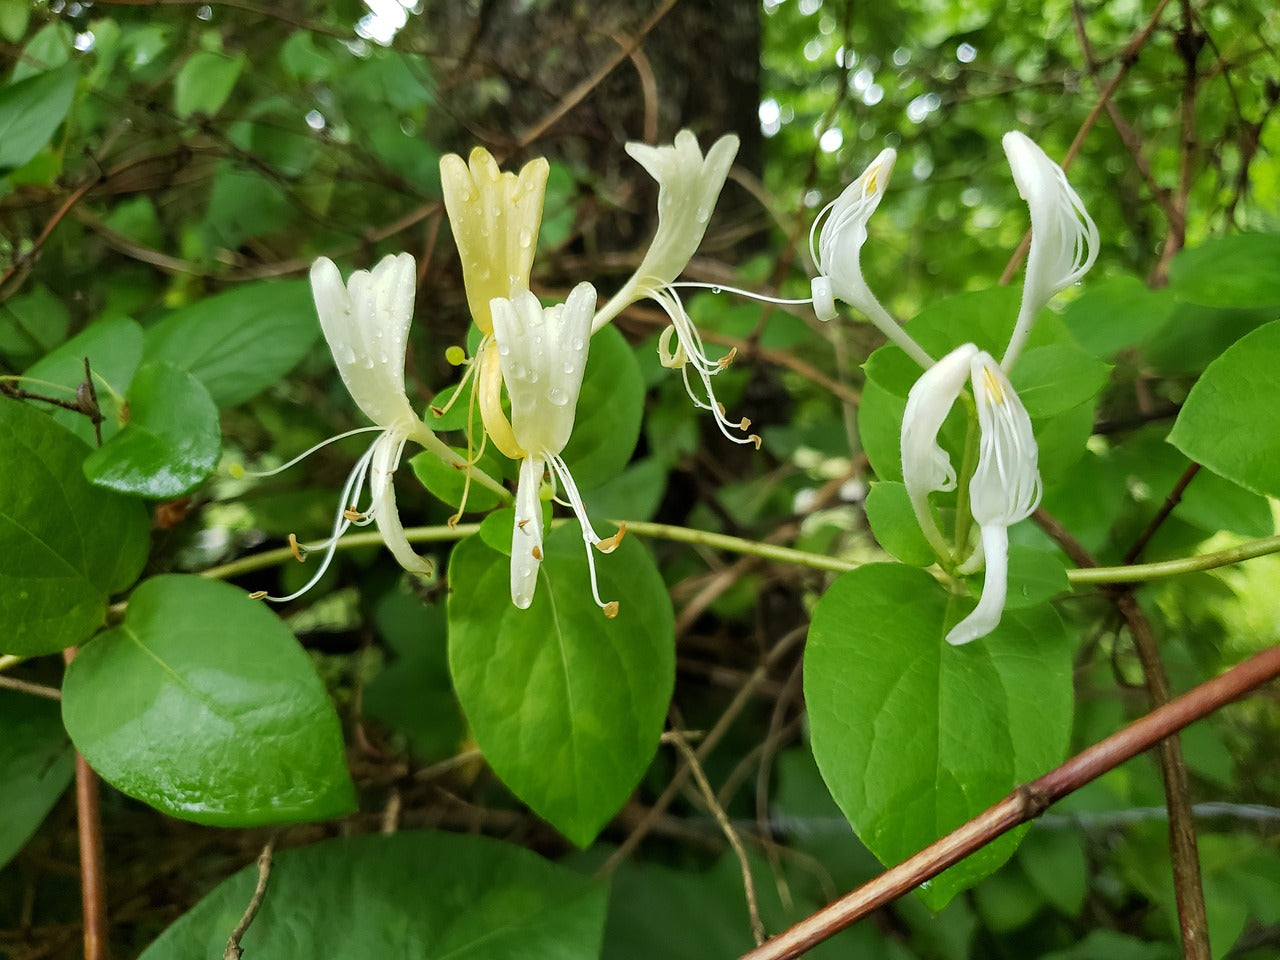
248,590,268,600
750,434,762,450
739,416,752,430
596,523,627,554
517,518,530,531
343,507,366,522
603,601,620,619
288,533,306,563
531,545,543,561
717,347,738,369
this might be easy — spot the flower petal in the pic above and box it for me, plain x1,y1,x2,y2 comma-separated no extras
593,131,739,331
510,454,545,609
311,253,419,429
370,432,433,576
440,148,550,335
969,351,1041,527
946,523,1009,645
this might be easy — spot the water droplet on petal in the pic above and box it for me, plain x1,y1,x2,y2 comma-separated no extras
497,341,510,356
548,387,568,406
572,337,584,350
695,205,711,223
518,229,533,249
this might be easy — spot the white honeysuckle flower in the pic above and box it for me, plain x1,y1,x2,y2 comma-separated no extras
946,351,1042,646
491,282,623,615
809,147,933,369
249,254,503,603
592,131,758,447
1001,131,1099,369
900,342,980,559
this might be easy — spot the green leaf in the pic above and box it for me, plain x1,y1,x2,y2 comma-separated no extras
1169,233,1280,308
805,564,1073,909
1008,344,1111,418
0,62,78,172
974,545,1070,610
173,50,245,118
560,323,645,489
865,481,936,565
0,1,30,44
83,362,221,498
142,280,320,407
582,457,668,522
23,315,144,445
0,401,149,656
1,283,70,365
0,693,74,870
410,444,505,514
1019,828,1088,916
1061,276,1176,359
11,22,71,81
61,575,355,826
1169,319,1280,499
138,831,608,960
448,526,674,847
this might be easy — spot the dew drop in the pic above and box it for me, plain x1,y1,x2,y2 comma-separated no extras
497,341,510,356
562,359,576,374
547,386,568,406
695,205,711,223
527,369,539,383
571,336,584,350
518,229,533,249
711,285,722,294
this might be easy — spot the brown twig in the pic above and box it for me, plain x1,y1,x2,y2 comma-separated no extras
599,627,806,874
1123,461,1202,565
62,647,108,960
223,839,275,960
1151,0,1202,285
739,642,1280,960
671,732,766,945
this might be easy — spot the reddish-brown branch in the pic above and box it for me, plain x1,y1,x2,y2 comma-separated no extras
1123,462,1202,565
740,643,1280,960
62,647,108,960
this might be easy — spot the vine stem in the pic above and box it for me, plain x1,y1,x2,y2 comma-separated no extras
739,642,1280,960
192,521,1280,590
62,647,108,960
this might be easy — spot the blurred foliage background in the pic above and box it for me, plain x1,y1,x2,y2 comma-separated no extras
2,0,1280,957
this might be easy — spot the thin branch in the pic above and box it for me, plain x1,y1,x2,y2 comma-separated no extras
62,647,108,960
739,643,1280,960
671,732,766,946
223,839,275,960
1123,461,1201,564
0,675,62,700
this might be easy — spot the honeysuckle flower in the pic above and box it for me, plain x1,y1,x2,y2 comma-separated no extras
809,148,933,369
491,282,623,615
591,131,758,446
1001,131,1099,369
440,147,551,462
899,344,1042,645
250,254,503,603
900,342,980,559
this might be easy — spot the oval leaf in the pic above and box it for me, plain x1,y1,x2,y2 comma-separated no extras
61,575,355,826
1169,318,1280,499
83,362,221,498
805,563,1073,909
0,692,74,870
0,62,78,171
138,831,608,960
142,280,320,407
448,526,674,847
0,401,149,656
1169,234,1280,309
560,323,645,489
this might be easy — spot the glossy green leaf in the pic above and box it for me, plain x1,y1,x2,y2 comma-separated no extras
1169,233,1280,308
805,564,1073,909
61,575,355,826
1169,319,1280,499
0,401,149,656
973,545,1070,610
11,22,70,81
0,693,75,870
448,526,674,847
23,315,144,445
865,480,936,565
560,323,645,489
142,280,320,407
173,50,245,118
139,831,608,960
0,62,78,172
83,362,221,498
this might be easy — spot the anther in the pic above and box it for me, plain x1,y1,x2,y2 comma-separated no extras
603,601,620,619
717,347,738,369
750,434,762,450
596,523,627,554
288,533,306,563
248,590,268,600
531,545,543,561
343,507,366,522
